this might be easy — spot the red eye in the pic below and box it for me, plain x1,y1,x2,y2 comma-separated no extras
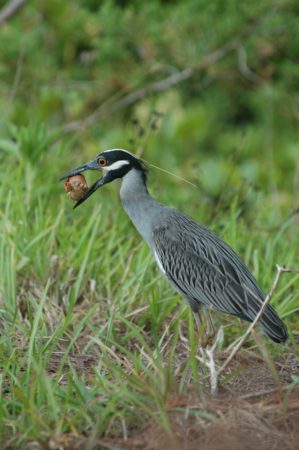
97,157,107,166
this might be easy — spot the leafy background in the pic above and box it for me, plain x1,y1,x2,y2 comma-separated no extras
0,0,298,448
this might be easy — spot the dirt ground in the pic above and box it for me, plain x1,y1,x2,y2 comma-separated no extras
99,349,299,450
43,345,299,450
6,312,298,450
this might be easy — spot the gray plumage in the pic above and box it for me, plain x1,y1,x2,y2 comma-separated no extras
61,149,288,343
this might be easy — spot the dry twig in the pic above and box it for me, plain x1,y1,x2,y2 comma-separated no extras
63,43,233,135
218,265,299,378
205,264,299,396
0,0,27,25
198,265,298,395
62,7,277,136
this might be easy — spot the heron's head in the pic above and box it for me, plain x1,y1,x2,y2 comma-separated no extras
60,149,147,208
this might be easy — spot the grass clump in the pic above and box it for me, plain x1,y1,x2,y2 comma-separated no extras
0,0,299,448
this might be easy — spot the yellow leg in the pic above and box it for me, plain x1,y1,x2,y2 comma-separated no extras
194,308,216,347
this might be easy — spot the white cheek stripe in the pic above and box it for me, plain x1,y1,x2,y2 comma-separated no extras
103,160,130,171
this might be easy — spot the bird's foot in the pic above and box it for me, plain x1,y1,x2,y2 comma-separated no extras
199,331,216,348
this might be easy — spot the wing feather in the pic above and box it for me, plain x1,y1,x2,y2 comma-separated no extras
152,211,263,318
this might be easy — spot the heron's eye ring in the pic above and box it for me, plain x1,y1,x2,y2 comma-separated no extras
97,157,107,166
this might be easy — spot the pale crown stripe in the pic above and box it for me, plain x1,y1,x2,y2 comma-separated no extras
103,149,134,156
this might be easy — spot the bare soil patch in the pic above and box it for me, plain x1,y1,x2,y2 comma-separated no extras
36,346,299,450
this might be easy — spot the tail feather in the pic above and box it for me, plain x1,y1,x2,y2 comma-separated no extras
237,282,288,343
259,304,288,343
243,300,288,343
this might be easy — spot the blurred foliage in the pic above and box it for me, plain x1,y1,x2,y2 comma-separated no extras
0,0,298,203
0,0,298,286
0,0,298,324
0,0,298,263
0,1,299,446
0,0,298,234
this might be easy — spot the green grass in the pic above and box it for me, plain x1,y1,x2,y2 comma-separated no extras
0,126,298,447
1,1,299,446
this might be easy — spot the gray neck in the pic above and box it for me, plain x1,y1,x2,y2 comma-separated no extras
120,169,164,246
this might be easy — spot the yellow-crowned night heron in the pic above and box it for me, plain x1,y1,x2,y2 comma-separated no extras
60,149,288,343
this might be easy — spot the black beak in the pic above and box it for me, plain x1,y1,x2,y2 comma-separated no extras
60,160,111,208
59,160,100,181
